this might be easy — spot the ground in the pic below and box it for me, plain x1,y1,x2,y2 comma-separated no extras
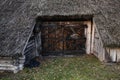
0,54,120,80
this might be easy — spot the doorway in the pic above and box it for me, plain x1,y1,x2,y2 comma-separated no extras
35,15,93,56
40,21,87,56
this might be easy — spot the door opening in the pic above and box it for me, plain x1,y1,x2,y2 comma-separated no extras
40,21,87,56
35,15,93,56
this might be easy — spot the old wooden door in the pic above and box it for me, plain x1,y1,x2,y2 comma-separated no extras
41,22,86,56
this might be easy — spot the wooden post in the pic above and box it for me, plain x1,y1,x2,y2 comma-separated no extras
110,49,117,62
116,49,120,62
91,21,95,54
84,21,92,54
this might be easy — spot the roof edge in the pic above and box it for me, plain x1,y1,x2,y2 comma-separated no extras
36,15,93,22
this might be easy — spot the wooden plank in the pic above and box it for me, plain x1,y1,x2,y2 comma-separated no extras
0,58,25,73
102,47,106,61
92,20,108,62
91,21,95,54
116,49,120,62
105,48,111,62
84,21,92,54
110,49,117,62
105,48,120,62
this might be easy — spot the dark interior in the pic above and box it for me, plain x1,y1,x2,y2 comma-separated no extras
40,21,87,56
35,15,93,56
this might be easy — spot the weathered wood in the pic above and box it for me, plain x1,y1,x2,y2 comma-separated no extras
1,0,120,57
91,20,95,54
0,0,120,73
106,48,120,62
0,56,25,73
84,21,92,54
116,49,120,62
92,23,106,61
41,21,86,55
109,49,117,62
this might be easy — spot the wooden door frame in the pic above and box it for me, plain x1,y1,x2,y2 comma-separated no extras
36,15,93,55
84,21,93,54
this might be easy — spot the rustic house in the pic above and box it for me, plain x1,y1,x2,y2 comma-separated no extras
0,0,120,73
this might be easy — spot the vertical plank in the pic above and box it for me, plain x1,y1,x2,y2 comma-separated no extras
84,27,87,37
102,47,106,61
84,21,92,54
116,49,120,62
110,49,117,62
91,21,95,54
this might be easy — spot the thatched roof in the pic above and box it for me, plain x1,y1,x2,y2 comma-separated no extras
0,0,120,56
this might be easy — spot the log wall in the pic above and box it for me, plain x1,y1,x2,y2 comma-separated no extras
0,56,25,73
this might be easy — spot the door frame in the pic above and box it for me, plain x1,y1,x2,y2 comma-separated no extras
36,15,93,55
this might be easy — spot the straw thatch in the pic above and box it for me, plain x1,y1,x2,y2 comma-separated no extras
0,0,120,56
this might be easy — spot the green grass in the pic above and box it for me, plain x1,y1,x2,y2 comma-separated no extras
0,54,120,80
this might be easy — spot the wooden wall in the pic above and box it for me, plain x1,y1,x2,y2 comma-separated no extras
84,21,92,54
92,20,120,62
92,21,106,62
106,48,120,62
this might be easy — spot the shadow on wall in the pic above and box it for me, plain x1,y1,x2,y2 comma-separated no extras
24,23,42,68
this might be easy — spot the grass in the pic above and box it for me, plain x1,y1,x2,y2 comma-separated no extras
0,54,120,80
